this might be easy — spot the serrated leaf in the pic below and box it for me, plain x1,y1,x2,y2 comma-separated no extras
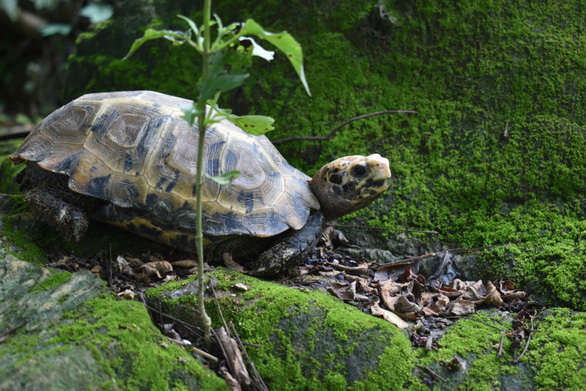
240,19,311,96
200,50,251,102
211,105,274,135
206,170,240,185
124,29,190,60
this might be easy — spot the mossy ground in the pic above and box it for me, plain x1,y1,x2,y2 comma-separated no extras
65,0,586,310
148,268,417,390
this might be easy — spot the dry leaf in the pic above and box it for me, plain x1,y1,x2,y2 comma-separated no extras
172,259,198,268
476,281,503,307
143,260,173,275
430,293,450,313
370,302,409,329
217,327,251,387
327,281,357,301
446,299,475,316
375,259,421,283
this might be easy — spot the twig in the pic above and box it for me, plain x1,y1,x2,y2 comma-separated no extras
423,366,447,382
167,337,219,362
209,284,237,379
229,321,269,391
513,312,535,363
446,316,503,332
0,124,34,140
378,243,515,269
328,223,439,235
497,329,506,357
272,110,418,145
0,320,28,343
142,302,205,340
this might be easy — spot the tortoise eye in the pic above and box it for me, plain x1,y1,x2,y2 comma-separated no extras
351,164,368,177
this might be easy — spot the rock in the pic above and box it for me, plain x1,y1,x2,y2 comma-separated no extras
0,196,228,391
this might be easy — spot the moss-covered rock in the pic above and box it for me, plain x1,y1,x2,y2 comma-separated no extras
413,309,586,390
0,203,228,390
148,269,417,390
1,191,585,389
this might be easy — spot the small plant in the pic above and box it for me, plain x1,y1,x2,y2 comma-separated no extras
125,0,311,342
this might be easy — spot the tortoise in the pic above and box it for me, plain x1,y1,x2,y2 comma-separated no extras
10,91,391,276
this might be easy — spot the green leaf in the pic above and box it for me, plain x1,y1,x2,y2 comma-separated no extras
211,105,274,135
40,23,71,37
239,37,274,61
206,170,240,185
181,103,204,126
199,49,251,102
124,29,190,60
1,0,18,21
226,114,275,136
240,19,311,96
177,14,199,36
80,4,114,24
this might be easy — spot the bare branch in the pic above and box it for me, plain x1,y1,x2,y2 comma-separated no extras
272,110,418,145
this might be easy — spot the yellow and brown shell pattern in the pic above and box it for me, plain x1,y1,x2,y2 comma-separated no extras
11,91,319,249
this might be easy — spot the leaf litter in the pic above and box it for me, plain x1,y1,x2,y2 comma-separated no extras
294,226,542,357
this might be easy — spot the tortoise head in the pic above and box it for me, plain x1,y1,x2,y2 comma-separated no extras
309,154,391,221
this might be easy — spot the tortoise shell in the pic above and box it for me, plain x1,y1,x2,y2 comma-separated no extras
12,91,320,241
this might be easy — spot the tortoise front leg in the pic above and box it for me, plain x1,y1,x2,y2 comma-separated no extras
23,188,90,241
247,211,325,277
17,163,93,241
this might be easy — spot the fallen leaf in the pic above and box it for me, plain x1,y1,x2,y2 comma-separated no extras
430,293,450,313
232,283,249,292
217,327,251,387
475,281,503,307
375,259,421,283
461,280,486,301
172,259,198,268
327,281,356,301
370,302,409,329
142,260,173,275
446,299,475,316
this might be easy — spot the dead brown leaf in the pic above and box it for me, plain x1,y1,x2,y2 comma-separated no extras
370,302,409,329
475,281,503,307
327,281,357,301
375,259,420,283
142,260,173,276
461,280,486,301
446,299,475,316
172,259,198,268
217,326,251,387
430,293,450,313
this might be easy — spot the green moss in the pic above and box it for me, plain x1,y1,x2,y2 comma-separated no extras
51,294,228,390
526,309,586,390
2,215,49,265
0,139,24,194
149,269,415,390
414,313,515,390
30,270,73,293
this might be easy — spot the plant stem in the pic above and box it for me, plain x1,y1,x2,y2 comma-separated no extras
196,0,213,346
